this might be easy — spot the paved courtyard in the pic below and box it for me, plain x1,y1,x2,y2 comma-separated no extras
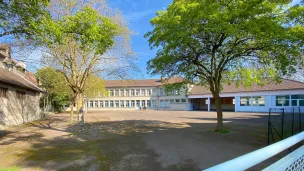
0,110,287,171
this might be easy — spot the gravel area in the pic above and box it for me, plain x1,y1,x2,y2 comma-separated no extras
0,110,286,170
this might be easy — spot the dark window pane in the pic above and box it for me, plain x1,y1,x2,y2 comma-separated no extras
283,100,290,106
300,100,304,106
292,100,298,106
291,95,304,99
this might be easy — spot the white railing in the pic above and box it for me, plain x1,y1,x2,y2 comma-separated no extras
204,131,304,171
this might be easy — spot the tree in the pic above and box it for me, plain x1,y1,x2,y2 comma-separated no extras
0,0,49,38
36,67,106,120
32,0,135,122
145,0,304,130
35,67,72,113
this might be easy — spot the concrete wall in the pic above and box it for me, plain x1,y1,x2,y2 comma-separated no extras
0,83,41,129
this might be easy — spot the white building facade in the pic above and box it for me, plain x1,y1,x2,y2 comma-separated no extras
86,78,191,111
188,79,304,113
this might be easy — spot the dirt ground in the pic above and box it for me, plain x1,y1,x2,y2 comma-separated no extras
0,110,297,171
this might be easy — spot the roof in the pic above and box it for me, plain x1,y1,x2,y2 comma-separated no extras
105,77,183,88
189,79,304,95
0,67,42,92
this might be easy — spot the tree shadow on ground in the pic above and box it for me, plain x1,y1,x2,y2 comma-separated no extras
1,113,302,171
11,120,201,171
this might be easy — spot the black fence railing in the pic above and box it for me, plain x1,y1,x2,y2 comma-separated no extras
268,107,304,145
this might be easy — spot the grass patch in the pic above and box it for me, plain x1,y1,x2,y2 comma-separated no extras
0,166,20,171
215,129,231,134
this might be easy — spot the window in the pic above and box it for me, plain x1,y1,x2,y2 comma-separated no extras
181,99,187,102
147,100,151,107
276,95,290,106
16,91,26,100
115,100,119,107
141,89,146,96
90,101,94,108
152,89,157,96
173,89,179,95
240,97,250,106
95,101,98,108
142,100,146,107
165,100,169,107
175,99,180,103
136,100,140,107
120,100,124,107
120,90,124,96
130,89,135,96
290,95,304,107
99,101,104,108
0,87,8,98
114,90,119,96
152,100,156,107
105,101,108,107
146,89,151,96
125,89,129,96
110,101,114,107
160,88,165,96
126,100,130,107
109,90,114,96
170,99,174,103
131,100,135,107
136,89,140,96
240,96,265,106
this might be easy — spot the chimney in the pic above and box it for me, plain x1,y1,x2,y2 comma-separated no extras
0,44,11,58
161,76,165,82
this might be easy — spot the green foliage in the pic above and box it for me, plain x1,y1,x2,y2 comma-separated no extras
146,0,303,90
0,166,20,171
0,0,49,38
215,129,231,134
35,6,118,54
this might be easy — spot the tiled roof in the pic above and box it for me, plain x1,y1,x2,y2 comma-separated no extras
105,77,183,88
0,67,42,92
189,79,304,95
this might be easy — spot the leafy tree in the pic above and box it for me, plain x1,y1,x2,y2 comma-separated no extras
145,0,304,130
0,0,49,38
32,0,135,122
36,67,106,119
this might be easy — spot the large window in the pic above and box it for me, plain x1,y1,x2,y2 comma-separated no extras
110,101,114,107
160,88,165,96
109,90,114,96
120,90,124,96
125,89,129,96
105,101,108,107
146,89,151,96
291,95,304,107
141,89,146,96
120,100,124,107
130,89,135,96
115,100,119,107
90,101,93,108
142,100,146,107
114,90,119,96
147,100,151,107
99,101,104,108
152,100,157,107
126,100,130,107
136,89,140,96
276,95,290,106
240,96,265,106
0,87,8,98
152,89,157,96
94,101,98,108
131,100,135,107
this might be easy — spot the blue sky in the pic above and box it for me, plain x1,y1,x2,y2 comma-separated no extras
109,0,173,79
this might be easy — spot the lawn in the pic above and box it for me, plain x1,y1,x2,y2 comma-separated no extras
0,110,293,170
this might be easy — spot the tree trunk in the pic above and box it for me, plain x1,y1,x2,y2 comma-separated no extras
213,93,223,131
69,102,74,123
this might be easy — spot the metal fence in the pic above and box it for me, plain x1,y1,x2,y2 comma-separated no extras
268,107,304,145
204,131,304,171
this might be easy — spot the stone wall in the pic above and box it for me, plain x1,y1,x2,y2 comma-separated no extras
0,83,41,129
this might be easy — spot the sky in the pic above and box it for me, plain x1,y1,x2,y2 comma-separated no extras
8,0,302,79
108,0,173,79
